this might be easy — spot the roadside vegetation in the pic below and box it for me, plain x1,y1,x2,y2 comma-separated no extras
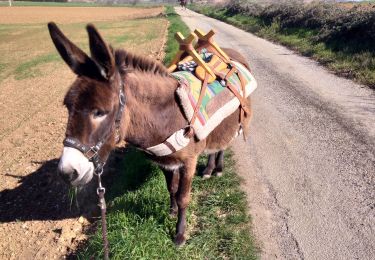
191,1,375,89
78,6,258,259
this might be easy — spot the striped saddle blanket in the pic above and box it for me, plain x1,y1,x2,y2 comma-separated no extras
174,60,257,140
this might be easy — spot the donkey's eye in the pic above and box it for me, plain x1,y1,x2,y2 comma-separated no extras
92,109,107,119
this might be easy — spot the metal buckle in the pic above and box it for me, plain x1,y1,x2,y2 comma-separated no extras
94,167,104,176
119,91,125,106
85,145,99,160
115,128,121,143
96,168,105,195
220,79,226,87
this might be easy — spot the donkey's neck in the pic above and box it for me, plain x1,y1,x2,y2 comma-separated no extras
124,71,187,149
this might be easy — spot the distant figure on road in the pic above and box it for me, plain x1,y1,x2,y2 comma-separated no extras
179,0,187,10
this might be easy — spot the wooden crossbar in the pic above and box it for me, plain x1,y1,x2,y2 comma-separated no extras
194,29,231,63
168,32,215,79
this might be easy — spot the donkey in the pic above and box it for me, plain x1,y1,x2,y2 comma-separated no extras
50,22,252,245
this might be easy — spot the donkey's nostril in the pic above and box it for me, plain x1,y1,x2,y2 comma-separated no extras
71,170,79,181
59,172,71,184
59,169,79,184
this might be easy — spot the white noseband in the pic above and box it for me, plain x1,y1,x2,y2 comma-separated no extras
58,147,95,186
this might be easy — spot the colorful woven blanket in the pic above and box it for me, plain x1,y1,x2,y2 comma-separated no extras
174,61,257,140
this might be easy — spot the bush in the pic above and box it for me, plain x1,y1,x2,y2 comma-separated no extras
220,1,375,52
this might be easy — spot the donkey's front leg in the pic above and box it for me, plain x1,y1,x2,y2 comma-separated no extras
174,156,198,246
162,168,180,217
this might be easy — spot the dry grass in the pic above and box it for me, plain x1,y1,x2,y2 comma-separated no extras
0,6,164,24
339,2,375,10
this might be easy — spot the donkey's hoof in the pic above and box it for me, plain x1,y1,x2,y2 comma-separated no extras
202,174,211,180
215,171,223,177
174,234,186,246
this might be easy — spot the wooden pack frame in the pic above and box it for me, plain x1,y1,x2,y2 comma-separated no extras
167,29,231,79
168,29,250,138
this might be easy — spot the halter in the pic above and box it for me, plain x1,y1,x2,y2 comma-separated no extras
62,77,125,173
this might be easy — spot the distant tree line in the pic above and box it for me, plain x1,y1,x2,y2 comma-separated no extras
13,0,178,3
14,0,68,2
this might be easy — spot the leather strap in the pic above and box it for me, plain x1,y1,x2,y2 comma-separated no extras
226,82,250,115
224,67,237,80
163,140,177,153
222,64,250,128
221,64,250,125
63,137,105,170
115,88,125,127
236,66,248,124
237,69,247,97
98,189,109,260
190,72,209,127
185,72,210,138
63,137,91,154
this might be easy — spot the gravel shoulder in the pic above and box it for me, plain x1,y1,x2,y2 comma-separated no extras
176,7,375,260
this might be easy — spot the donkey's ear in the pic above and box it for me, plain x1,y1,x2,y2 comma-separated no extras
48,22,104,80
86,24,115,79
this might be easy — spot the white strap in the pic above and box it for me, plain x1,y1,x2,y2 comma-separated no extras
146,128,190,156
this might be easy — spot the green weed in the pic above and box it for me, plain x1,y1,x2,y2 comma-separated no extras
68,186,79,211
163,5,190,66
14,53,60,80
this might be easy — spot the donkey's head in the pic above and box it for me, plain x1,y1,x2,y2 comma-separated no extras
48,23,124,186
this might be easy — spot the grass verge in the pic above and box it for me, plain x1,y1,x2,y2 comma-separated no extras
191,4,375,89
163,6,190,65
79,149,257,259
78,6,257,259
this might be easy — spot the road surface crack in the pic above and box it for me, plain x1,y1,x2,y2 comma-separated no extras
266,180,305,260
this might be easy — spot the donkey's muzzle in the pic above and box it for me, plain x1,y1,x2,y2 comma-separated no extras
58,147,95,186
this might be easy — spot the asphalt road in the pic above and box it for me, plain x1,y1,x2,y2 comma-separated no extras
176,7,375,260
